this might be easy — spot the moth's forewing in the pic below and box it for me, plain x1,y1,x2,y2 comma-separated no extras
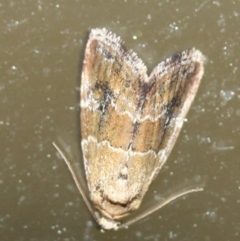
140,49,205,180
81,29,147,220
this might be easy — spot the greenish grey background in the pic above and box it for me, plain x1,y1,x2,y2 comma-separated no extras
1,0,239,240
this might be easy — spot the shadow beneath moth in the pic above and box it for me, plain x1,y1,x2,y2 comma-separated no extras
53,28,205,231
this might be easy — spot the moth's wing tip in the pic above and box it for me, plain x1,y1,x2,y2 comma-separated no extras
89,28,148,76
189,48,207,65
89,28,123,45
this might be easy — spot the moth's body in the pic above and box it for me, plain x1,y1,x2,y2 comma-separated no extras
79,28,205,229
53,28,205,230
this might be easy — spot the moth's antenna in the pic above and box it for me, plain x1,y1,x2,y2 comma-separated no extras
52,142,100,224
118,186,204,230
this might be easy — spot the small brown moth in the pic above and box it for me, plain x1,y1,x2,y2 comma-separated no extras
53,28,205,230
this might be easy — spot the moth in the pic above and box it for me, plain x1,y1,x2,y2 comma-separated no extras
53,28,205,230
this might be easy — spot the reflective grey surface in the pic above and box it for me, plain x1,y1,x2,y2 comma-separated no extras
1,0,240,240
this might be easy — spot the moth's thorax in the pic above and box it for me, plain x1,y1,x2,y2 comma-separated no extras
92,192,140,220
91,177,141,219
81,136,158,219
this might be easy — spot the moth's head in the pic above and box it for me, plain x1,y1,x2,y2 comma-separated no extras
95,211,121,231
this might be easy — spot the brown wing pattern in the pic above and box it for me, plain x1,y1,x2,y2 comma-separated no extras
80,28,205,221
